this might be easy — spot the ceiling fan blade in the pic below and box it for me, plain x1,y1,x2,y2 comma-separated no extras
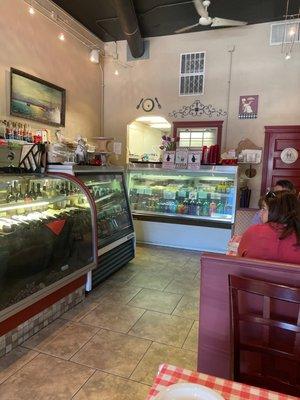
193,0,208,18
175,22,200,33
211,17,247,27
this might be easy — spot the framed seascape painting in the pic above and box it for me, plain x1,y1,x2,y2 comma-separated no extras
10,68,66,127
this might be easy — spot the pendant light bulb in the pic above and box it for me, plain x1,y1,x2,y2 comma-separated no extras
29,6,35,15
58,33,65,41
89,49,100,64
114,69,119,76
288,28,296,37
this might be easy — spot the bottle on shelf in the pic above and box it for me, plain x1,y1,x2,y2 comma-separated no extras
209,200,217,216
29,182,37,200
24,183,32,203
6,185,15,203
16,184,24,201
202,199,210,216
36,183,43,199
60,183,66,195
196,199,203,216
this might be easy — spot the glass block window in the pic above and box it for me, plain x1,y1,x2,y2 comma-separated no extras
178,128,217,148
179,52,205,96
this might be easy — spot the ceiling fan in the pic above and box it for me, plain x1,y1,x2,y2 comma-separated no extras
175,0,247,33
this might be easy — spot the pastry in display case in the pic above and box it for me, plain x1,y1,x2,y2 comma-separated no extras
0,174,94,313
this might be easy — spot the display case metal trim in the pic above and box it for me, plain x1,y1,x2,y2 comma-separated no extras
127,165,238,175
132,212,232,229
98,232,135,256
0,262,95,324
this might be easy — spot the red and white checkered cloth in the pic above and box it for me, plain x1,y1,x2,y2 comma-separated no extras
146,364,299,400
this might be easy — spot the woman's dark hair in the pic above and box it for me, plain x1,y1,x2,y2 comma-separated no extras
275,179,296,193
264,190,300,245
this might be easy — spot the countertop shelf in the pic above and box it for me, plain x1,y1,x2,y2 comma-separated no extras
92,137,114,141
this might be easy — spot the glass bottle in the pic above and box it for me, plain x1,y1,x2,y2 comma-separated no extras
209,201,217,216
6,185,15,203
0,120,6,139
24,182,32,203
196,199,202,216
36,183,43,198
60,183,66,195
16,184,24,201
202,199,210,216
29,182,37,200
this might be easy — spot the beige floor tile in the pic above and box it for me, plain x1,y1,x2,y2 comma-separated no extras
128,288,182,314
187,253,202,262
73,370,150,400
106,268,138,284
183,260,201,275
183,321,199,352
95,286,142,304
0,347,38,385
131,342,197,385
129,311,193,347
24,321,99,360
164,278,200,298
172,295,199,320
86,284,112,301
80,301,145,333
22,318,69,350
71,330,151,378
137,254,190,267
126,272,173,290
61,300,99,322
0,353,94,400
194,271,201,281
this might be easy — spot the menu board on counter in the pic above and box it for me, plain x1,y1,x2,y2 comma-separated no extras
162,151,175,169
175,148,188,169
187,151,202,170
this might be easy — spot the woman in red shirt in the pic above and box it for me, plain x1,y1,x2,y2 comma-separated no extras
238,191,300,264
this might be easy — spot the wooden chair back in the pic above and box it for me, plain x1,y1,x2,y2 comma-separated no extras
229,274,300,397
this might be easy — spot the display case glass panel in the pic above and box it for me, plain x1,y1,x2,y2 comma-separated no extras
127,167,237,224
77,173,133,247
0,174,93,312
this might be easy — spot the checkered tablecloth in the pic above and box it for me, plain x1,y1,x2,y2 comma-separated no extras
146,364,299,400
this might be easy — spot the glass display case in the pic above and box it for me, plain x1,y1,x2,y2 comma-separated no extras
47,165,135,288
0,173,94,313
127,166,237,226
78,172,134,248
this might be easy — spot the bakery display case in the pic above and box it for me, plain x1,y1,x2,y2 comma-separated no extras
0,173,94,316
48,165,135,288
127,165,238,252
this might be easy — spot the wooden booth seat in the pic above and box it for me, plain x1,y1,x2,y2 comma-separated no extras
198,253,300,395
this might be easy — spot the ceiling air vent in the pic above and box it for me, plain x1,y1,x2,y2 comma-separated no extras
270,20,300,45
179,52,205,96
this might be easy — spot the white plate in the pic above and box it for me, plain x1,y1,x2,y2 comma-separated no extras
155,383,224,400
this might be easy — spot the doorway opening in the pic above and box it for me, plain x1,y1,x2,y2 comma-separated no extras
126,116,171,164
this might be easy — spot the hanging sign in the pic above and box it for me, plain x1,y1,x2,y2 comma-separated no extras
280,147,298,164
187,151,202,170
162,151,175,169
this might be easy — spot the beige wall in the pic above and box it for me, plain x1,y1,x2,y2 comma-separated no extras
0,0,102,140
127,121,165,161
103,22,300,206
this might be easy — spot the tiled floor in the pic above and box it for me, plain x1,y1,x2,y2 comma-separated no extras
0,244,201,399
